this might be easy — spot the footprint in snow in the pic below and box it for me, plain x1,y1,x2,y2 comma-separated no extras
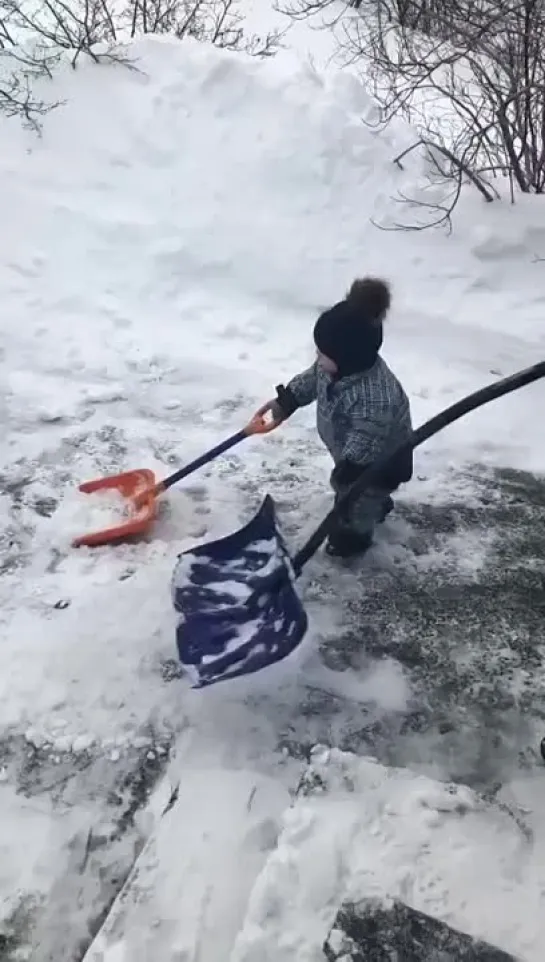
182,484,210,513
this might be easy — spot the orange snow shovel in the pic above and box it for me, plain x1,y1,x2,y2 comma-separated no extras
72,413,276,549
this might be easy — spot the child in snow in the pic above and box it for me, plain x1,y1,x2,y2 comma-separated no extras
258,278,413,558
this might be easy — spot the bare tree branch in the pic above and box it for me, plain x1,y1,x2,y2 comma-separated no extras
0,52,61,132
122,0,284,55
393,136,496,200
276,0,545,227
0,0,282,132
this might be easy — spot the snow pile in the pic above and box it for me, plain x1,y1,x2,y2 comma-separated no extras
55,489,132,544
231,747,545,962
83,765,291,962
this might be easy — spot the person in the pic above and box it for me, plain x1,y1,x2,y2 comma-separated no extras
257,277,413,559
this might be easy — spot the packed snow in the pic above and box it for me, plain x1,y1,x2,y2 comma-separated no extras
84,763,291,962
57,488,132,542
1,7,545,962
232,748,545,962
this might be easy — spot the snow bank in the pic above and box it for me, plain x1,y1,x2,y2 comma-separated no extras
83,766,291,962
232,747,545,962
1,35,420,319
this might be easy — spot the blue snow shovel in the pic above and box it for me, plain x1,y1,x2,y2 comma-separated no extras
172,361,545,688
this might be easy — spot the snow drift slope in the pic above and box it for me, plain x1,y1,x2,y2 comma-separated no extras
1,35,417,326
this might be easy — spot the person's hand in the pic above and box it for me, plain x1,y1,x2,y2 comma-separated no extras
248,399,285,434
247,384,298,434
255,399,285,426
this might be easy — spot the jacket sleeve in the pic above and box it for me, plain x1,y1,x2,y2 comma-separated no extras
340,405,392,467
284,362,318,410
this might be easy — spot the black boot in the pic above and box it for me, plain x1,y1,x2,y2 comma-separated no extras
325,526,373,559
379,495,394,523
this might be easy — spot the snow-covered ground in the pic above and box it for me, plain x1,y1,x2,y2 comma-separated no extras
2,12,545,962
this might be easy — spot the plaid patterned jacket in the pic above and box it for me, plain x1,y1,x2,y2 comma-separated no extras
287,356,412,470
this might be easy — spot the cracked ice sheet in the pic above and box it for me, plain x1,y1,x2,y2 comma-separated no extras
231,747,545,962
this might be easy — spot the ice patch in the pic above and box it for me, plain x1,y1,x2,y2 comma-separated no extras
305,658,410,713
0,783,91,926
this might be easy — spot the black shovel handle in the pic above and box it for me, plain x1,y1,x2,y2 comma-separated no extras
158,430,248,494
292,360,545,576
156,412,278,495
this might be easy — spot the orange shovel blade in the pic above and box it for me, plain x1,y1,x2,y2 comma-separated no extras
73,468,158,548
